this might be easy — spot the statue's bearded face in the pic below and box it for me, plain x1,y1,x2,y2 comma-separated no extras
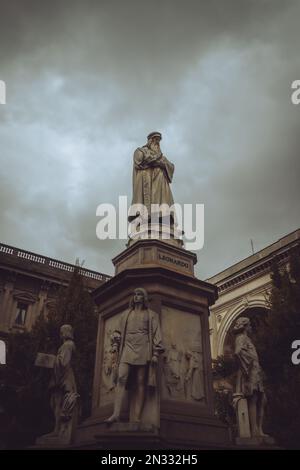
149,136,161,153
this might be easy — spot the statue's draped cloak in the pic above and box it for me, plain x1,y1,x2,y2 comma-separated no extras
50,339,77,394
130,146,175,221
234,333,264,397
187,351,205,401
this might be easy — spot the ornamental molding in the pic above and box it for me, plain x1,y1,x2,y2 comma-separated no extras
13,290,37,304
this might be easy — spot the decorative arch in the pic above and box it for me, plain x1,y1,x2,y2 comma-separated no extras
217,297,269,357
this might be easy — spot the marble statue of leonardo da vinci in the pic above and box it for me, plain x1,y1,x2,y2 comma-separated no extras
129,132,175,222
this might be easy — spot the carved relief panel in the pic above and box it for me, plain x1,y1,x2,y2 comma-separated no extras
161,306,205,403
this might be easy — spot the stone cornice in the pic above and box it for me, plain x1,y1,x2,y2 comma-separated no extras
209,242,297,295
210,282,272,314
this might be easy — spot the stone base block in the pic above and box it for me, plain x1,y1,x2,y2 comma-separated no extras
235,435,276,447
72,414,231,450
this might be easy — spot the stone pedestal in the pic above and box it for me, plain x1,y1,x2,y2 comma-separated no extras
235,436,276,448
74,239,230,449
233,393,276,448
233,394,251,439
114,238,196,277
34,405,79,448
128,219,184,248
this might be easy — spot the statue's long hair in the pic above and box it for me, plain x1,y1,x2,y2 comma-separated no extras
129,288,149,309
232,316,250,335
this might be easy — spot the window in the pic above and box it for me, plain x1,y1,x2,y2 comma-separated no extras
15,302,28,326
0,340,6,365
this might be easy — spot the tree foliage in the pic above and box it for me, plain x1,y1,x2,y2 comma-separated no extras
254,247,300,448
212,355,237,435
211,248,300,448
4,268,98,447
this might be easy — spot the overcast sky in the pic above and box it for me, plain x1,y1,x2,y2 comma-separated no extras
0,0,300,279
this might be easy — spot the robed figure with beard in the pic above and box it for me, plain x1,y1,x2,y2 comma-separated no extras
129,132,175,222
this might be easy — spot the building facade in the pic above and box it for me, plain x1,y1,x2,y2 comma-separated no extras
207,229,300,359
0,242,110,339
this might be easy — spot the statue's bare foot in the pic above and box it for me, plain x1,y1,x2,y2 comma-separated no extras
251,428,260,437
258,429,270,438
105,414,119,424
131,418,141,424
36,430,60,443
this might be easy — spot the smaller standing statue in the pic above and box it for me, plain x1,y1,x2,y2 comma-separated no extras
232,317,271,442
105,288,164,425
35,324,79,446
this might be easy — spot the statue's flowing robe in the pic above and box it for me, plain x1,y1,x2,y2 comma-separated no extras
49,339,77,419
129,146,175,221
189,352,205,401
234,333,264,397
50,339,76,394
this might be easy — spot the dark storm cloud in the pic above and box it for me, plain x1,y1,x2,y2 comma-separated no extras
0,0,299,278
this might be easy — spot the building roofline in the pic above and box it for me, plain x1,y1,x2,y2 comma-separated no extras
0,241,111,283
206,228,300,285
